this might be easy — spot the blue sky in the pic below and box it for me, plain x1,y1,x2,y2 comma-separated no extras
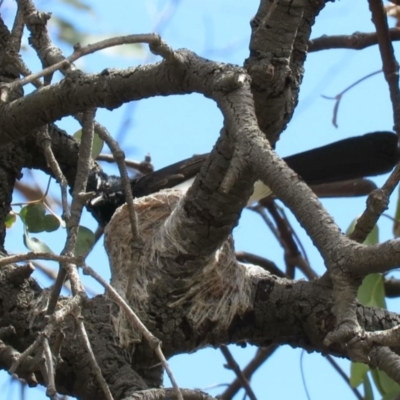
2,0,399,399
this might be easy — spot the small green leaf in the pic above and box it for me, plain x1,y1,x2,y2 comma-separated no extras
5,212,16,228
73,129,104,158
383,392,400,400
91,131,104,159
43,214,61,232
23,231,53,253
73,129,82,140
372,369,400,399
371,368,386,396
75,226,95,257
19,206,28,224
350,362,369,388
358,274,386,309
20,204,63,233
349,221,385,308
23,204,46,233
346,219,379,244
370,367,400,397
346,219,357,236
363,224,379,245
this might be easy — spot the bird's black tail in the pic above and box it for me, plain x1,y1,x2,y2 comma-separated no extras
284,132,399,186
87,132,399,226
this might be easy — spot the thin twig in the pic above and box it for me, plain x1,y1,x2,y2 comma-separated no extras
92,121,140,244
309,28,400,52
369,0,400,134
220,346,278,399
248,204,282,244
220,345,257,400
7,34,170,91
265,202,315,279
350,163,400,242
32,260,100,297
96,153,154,174
81,263,183,400
10,5,24,52
299,351,311,400
322,70,381,128
0,252,82,267
35,126,70,221
75,314,114,400
325,355,363,400
47,109,96,314
235,251,285,277
9,333,43,374
42,338,56,398
10,295,81,374
85,120,142,301
52,331,65,363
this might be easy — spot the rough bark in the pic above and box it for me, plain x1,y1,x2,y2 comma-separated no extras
0,0,400,399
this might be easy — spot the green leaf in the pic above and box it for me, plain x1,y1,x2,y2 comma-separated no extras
73,129,82,140
19,205,28,224
75,226,95,257
372,369,400,397
363,224,379,245
23,231,53,253
23,204,46,233
346,220,379,245
20,204,61,233
383,391,400,400
371,368,386,396
73,129,104,159
346,218,357,236
349,221,385,309
357,273,386,309
43,214,61,232
5,212,16,228
363,373,374,400
91,131,104,159
350,362,369,387
371,369,400,400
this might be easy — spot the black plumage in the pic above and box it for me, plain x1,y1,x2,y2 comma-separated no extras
86,132,399,226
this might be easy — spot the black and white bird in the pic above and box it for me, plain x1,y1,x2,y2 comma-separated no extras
86,132,399,226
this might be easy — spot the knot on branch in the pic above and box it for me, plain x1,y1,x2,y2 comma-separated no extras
367,188,389,214
324,318,361,345
6,262,35,286
214,70,248,93
323,321,370,361
25,11,51,26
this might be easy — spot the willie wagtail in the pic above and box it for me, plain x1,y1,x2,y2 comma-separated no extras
86,132,399,226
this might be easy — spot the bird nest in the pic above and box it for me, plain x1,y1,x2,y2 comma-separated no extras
104,189,253,346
